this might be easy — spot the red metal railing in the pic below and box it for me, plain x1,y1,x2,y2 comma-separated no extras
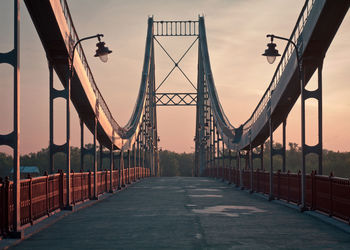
0,167,150,237
205,167,350,224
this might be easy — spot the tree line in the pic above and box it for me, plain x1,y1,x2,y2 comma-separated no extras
0,142,350,178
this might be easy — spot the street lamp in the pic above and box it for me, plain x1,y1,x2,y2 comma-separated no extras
66,33,112,205
71,34,112,68
94,39,112,63
262,34,306,211
262,35,280,64
70,34,112,81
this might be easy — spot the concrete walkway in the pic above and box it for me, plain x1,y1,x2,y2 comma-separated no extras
12,177,350,249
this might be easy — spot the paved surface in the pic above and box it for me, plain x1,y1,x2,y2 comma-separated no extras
11,177,350,249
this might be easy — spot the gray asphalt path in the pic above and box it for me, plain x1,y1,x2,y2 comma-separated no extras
12,177,350,249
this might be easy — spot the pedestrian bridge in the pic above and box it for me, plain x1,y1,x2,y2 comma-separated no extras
0,0,350,247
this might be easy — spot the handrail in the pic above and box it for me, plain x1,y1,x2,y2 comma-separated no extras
241,0,315,135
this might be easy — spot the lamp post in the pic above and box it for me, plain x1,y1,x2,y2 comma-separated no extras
262,34,306,211
66,34,112,206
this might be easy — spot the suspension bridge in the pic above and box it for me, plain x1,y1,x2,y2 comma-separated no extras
1,0,350,248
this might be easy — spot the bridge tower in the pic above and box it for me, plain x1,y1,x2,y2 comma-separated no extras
150,18,208,176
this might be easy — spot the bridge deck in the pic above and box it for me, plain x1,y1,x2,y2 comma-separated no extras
12,177,350,249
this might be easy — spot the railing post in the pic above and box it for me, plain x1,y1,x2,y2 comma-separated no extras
99,143,103,172
329,172,333,217
254,169,257,192
311,171,315,210
59,170,64,209
282,120,286,172
277,170,280,200
27,175,33,225
109,146,113,193
239,152,243,189
298,170,301,205
45,171,49,215
88,170,92,199
249,143,253,193
119,151,124,189
237,152,240,187
71,170,75,205
105,169,108,192
260,144,264,170
128,150,131,184
5,177,10,234
80,170,83,202
287,170,290,203
0,178,3,235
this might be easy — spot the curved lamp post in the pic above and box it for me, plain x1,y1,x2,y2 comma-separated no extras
262,34,306,211
66,34,112,206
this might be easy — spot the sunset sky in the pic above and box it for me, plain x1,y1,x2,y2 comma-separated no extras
0,0,349,155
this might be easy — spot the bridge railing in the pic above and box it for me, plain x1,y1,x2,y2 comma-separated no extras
242,0,315,135
206,167,350,224
0,167,150,237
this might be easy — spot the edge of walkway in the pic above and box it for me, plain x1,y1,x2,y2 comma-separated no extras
0,181,141,250
217,178,350,235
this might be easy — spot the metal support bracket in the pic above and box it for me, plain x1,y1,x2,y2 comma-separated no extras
0,132,16,148
52,143,68,154
52,88,68,99
0,49,16,66
304,143,322,156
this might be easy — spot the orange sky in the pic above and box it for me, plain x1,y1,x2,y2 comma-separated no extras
0,0,349,155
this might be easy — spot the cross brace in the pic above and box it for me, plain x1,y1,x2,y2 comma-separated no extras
156,93,197,106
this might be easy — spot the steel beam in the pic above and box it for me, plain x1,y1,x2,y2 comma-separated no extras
269,118,274,201
318,61,323,175
80,118,84,171
93,117,98,198
65,61,72,207
282,120,286,172
238,151,243,189
127,150,131,184
301,61,307,211
261,144,264,170
118,151,122,189
109,143,113,193
99,142,103,171
250,142,253,193
222,139,225,180
49,62,54,174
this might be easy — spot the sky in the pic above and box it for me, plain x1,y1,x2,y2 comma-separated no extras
0,0,349,155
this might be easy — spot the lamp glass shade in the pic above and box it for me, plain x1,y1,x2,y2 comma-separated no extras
266,56,276,64
99,54,108,63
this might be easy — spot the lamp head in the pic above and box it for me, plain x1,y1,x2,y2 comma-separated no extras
262,40,280,64
94,41,112,63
